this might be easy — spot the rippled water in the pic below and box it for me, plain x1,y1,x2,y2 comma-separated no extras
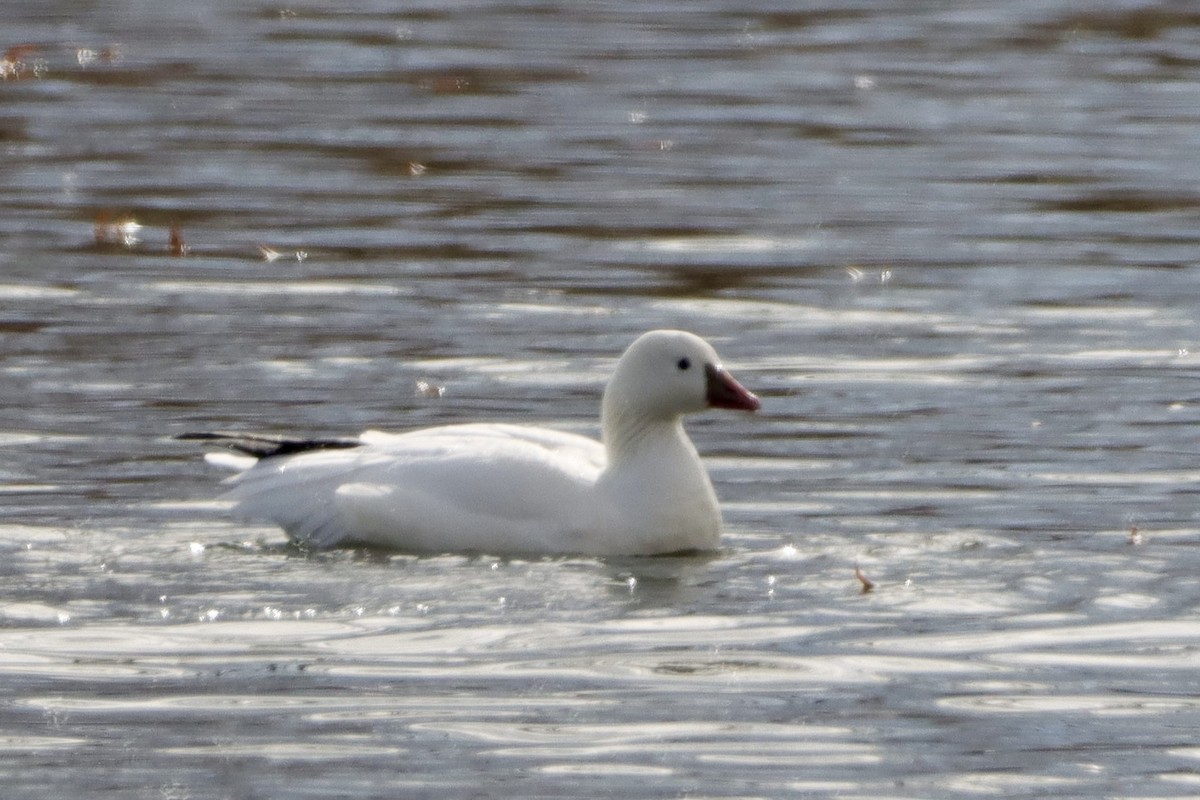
3,1,1200,798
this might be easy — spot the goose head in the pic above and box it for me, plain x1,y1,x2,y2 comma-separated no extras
602,330,760,427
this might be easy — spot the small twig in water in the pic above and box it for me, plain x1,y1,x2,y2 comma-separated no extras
855,564,875,594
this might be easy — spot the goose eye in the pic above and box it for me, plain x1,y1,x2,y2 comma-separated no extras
676,357,691,371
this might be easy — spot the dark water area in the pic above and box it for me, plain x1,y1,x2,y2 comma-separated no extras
2,1,1200,797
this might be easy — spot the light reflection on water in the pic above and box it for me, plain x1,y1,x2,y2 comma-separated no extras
3,0,1200,797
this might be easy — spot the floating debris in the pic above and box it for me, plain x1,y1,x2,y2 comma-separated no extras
1,44,40,80
115,217,141,247
843,265,894,284
415,380,445,398
258,244,308,263
75,46,120,68
3,41,117,79
168,222,188,256
93,211,112,245
93,211,142,248
424,74,472,94
1129,526,1143,546
855,563,876,594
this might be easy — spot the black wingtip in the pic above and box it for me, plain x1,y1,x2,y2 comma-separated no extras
174,432,234,442
175,431,362,460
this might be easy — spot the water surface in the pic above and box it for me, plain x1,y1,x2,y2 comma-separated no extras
2,1,1200,798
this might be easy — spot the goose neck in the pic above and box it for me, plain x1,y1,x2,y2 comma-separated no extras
602,403,686,466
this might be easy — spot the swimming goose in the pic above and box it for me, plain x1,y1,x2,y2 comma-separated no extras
178,329,760,555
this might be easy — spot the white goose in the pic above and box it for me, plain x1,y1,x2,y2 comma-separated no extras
178,329,760,556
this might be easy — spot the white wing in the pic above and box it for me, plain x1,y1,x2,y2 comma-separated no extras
219,423,607,552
